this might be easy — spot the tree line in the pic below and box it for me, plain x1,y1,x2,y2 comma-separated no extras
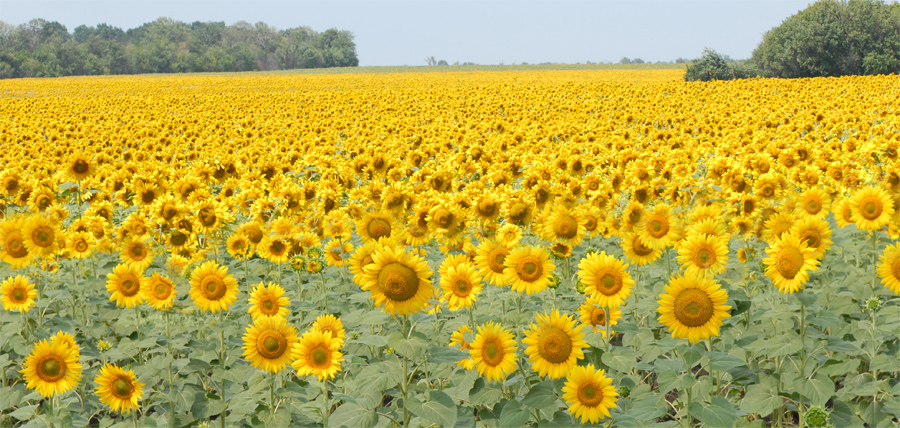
0,17,359,78
686,0,900,81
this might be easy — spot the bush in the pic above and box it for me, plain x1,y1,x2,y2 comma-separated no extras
752,0,900,78
684,48,758,82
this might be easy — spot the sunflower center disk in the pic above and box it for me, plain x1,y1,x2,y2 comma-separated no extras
861,199,881,219
258,332,287,359
649,218,668,238
806,200,821,215
112,377,133,398
131,244,146,258
8,237,28,258
38,356,66,382
489,248,509,273
694,248,716,269
378,262,420,302
367,218,391,239
154,284,170,299
633,237,654,256
33,226,54,247
890,258,900,280
577,382,604,407
776,246,804,279
310,346,330,368
802,231,820,248
554,215,577,239
517,257,543,282
72,160,90,174
536,326,573,364
482,340,504,365
592,308,607,326
478,201,497,217
435,209,454,228
509,203,528,222
597,272,623,296
271,241,285,254
202,277,227,300
11,288,26,303
75,241,88,252
120,278,139,296
673,288,715,327
262,298,276,312
453,279,471,297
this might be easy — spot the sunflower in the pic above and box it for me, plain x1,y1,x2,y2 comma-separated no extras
877,243,900,295
578,297,622,337
495,224,523,248
790,217,833,261
562,364,618,423
291,330,343,381
119,236,155,271
22,215,60,258
849,186,895,231
21,337,83,397
684,218,728,242
356,212,396,242
449,325,475,369
503,245,555,295
428,204,463,237
66,230,93,259
469,321,517,382
324,240,353,267
504,196,535,226
243,316,300,373
657,274,731,343
550,241,573,259
833,197,856,229
105,264,145,308
0,216,32,268
348,239,391,285
189,260,239,313
258,235,291,264
440,262,483,310
763,211,796,241
360,245,433,316
621,232,662,266
248,282,290,321
522,310,587,379
474,240,511,286
94,363,144,414
795,187,831,220
578,251,634,308
1,275,37,313
676,233,729,279
763,232,820,294
226,234,251,260
639,204,679,250
237,221,266,248
311,314,347,347
438,253,472,279
474,193,502,223
542,207,586,246
141,273,176,311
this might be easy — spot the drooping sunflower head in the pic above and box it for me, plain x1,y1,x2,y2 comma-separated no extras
189,260,239,313
21,338,83,398
657,274,731,343
291,329,344,381
248,282,290,321
360,245,433,316
243,316,299,373
561,364,618,424
105,263,145,308
141,272,176,311
502,245,555,295
1,275,37,313
356,212,396,242
522,310,588,379
578,251,634,308
94,363,144,414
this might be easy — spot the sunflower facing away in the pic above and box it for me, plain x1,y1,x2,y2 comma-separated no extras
562,364,618,423
189,260,239,313
292,329,344,381
849,186,895,231
1,275,37,313
360,245,434,316
657,274,731,343
440,262,484,310
763,232,820,294
877,243,900,295
248,282,290,321
21,337,83,397
243,316,300,373
578,251,634,308
106,264,145,308
94,363,144,414
503,245,555,295
469,321,517,382
141,272,176,311
522,310,588,379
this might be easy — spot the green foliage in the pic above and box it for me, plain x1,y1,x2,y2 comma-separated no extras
0,17,359,78
684,48,760,82
752,0,900,78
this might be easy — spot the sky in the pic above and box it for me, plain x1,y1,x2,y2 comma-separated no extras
0,0,819,66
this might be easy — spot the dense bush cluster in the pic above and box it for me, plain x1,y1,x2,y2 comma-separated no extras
0,17,359,78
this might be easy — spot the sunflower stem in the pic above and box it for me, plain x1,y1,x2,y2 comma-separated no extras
871,231,878,292
219,311,227,428
135,306,143,362
166,311,176,427
245,257,252,296
269,373,277,422
679,350,693,428
132,409,138,428
604,306,612,352
320,273,328,315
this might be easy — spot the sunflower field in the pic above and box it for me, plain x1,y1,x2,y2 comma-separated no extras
0,68,898,428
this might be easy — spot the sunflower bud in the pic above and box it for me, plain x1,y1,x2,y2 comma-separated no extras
804,406,829,428
865,296,882,312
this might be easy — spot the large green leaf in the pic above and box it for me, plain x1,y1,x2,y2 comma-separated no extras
691,396,737,427
798,374,835,406
740,384,782,417
330,402,378,428
498,399,531,428
406,390,458,427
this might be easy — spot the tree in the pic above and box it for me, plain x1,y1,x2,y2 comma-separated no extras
684,48,759,81
752,0,900,78
425,56,436,66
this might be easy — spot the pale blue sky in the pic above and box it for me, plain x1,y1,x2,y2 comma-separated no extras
0,0,817,66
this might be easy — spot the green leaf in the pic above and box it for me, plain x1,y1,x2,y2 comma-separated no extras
691,396,738,427
708,351,747,371
352,334,389,347
427,346,469,364
469,378,503,406
537,411,575,428
626,395,667,422
825,337,858,353
767,337,803,356
498,399,531,428
355,360,402,392
521,381,557,409
682,344,704,367
330,402,378,428
388,331,428,361
829,400,859,428
9,404,39,421
601,349,634,373
799,375,834,407
869,354,896,372
740,384,782,417
406,390,458,427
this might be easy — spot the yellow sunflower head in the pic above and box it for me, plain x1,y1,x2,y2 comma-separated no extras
577,251,634,308
877,243,900,295
578,297,622,336
94,363,144,414
621,232,662,266
243,316,300,373
657,274,731,343
21,337,83,397
22,214,60,258
469,321,517,382
849,186,895,231
311,314,347,347
360,245,434,316
0,216,33,268
1,275,37,313
141,272,176,311
291,329,344,381
763,232,820,294
474,240,511,286
676,233,729,279
440,262,483,311
189,260,239,313
248,282,290,321
522,310,588,379
562,364,618,423
105,264,145,308
502,245,555,295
